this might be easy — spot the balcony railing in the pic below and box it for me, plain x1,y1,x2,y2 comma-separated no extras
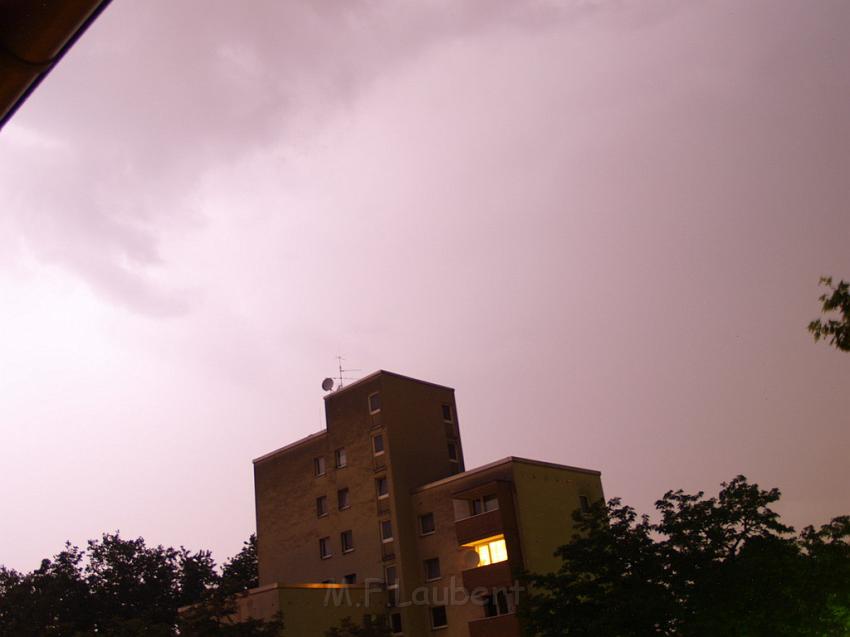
468,612,521,637
461,560,513,591
455,508,503,545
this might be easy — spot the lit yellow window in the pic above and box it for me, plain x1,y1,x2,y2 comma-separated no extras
464,535,508,567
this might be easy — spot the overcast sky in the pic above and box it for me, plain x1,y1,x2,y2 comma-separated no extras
1,0,849,571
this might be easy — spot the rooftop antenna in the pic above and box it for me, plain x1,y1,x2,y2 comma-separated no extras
334,355,361,390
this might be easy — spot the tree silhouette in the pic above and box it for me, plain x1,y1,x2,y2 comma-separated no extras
0,532,280,637
522,476,850,636
809,276,850,352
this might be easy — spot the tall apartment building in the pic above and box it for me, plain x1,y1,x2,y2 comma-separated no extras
245,370,604,636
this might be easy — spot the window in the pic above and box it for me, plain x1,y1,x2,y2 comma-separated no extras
316,495,328,518
484,590,511,617
441,404,453,422
447,442,458,463
376,476,389,499
321,578,335,584
314,456,326,476
579,495,591,514
385,565,398,587
343,573,356,584
389,612,402,634
338,488,350,510
341,530,354,553
380,519,393,543
471,494,499,516
368,392,381,414
385,565,399,607
335,448,347,469
424,557,441,581
372,433,384,455
465,535,508,567
430,605,448,629
419,512,435,535
319,537,331,559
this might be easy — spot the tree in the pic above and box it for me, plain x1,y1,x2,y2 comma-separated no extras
220,534,259,596
809,276,850,352
0,533,279,637
522,476,850,636
324,614,390,637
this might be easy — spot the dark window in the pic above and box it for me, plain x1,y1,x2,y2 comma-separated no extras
419,512,435,535
390,612,402,634
430,605,448,629
579,495,590,513
341,530,354,553
484,590,510,617
441,404,453,422
316,495,328,517
335,448,347,468
376,476,389,498
380,519,393,542
368,392,381,413
447,442,458,462
338,488,350,510
373,434,384,455
385,565,398,587
343,573,356,584
471,494,499,516
424,557,441,581
314,456,326,476
319,537,331,559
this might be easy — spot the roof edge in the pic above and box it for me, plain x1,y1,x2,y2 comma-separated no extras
412,456,601,493
252,429,327,465
322,369,454,400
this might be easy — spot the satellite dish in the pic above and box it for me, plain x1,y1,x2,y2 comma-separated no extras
321,377,335,392
463,549,480,569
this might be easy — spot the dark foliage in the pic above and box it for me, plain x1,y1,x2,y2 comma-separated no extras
324,614,391,637
809,276,850,352
0,533,279,637
522,476,850,636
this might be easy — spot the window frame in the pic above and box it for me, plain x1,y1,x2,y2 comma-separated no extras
316,495,328,518
389,612,403,635
419,512,435,536
319,536,332,559
579,495,591,514
335,447,347,469
424,557,441,582
337,487,350,511
380,519,394,543
441,403,453,423
341,529,354,554
430,605,448,629
483,590,511,618
368,392,381,414
447,441,458,463
314,456,326,477
372,433,384,456
376,476,389,499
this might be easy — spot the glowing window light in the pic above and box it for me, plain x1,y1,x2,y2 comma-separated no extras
465,535,508,567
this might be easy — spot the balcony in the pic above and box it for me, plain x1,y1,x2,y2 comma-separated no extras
468,613,521,637
455,509,503,545
461,560,513,591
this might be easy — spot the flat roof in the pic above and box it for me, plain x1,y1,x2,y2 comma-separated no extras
412,456,601,493
322,369,454,400
252,429,327,465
